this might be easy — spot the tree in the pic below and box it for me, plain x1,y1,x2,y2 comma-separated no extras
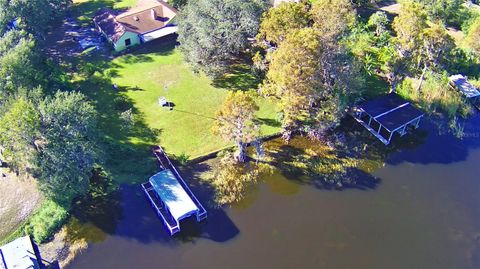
416,0,466,27
169,0,188,9
213,91,259,162
0,30,41,100
466,17,480,56
0,97,40,174
421,23,455,70
368,11,389,36
36,91,103,207
177,0,266,77
0,0,71,37
256,0,310,46
392,1,428,56
310,0,356,40
262,28,321,140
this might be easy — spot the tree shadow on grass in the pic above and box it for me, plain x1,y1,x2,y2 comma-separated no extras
212,62,262,91
257,117,281,128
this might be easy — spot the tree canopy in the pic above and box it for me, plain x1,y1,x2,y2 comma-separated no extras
256,0,310,46
0,97,40,174
213,91,259,162
177,0,266,77
0,30,41,100
36,91,103,207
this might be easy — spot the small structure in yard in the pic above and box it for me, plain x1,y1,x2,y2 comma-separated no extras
93,0,178,52
449,74,480,110
141,146,207,235
0,236,42,269
351,94,424,145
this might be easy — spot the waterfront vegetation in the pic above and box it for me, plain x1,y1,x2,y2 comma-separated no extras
1,0,480,266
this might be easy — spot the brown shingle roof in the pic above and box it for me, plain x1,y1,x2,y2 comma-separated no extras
93,0,177,43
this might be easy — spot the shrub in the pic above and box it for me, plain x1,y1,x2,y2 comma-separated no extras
174,152,190,165
23,200,69,243
113,95,131,111
396,72,472,119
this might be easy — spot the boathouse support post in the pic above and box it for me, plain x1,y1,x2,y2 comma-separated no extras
415,117,421,128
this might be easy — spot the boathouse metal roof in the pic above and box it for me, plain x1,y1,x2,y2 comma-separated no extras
449,74,480,98
351,94,424,145
149,169,199,221
358,94,424,132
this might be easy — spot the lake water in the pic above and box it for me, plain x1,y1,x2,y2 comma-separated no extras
66,114,480,269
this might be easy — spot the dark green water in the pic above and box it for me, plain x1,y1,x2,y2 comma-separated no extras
66,114,480,269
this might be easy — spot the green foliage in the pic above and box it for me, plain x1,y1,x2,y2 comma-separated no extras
177,0,266,77
0,97,40,174
169,0,188,9
256,0,311,45
37,91,104,207
0,0,71,37
113,95,131,111
415,0,467,27
367,11,389,36
174,152,190,165
213,91,259,162
466,16,480,57
396,72,471,119
393,1,428,55
119,108,135,131
23,200,69,243
263,26,363,140
0,30,41,98
310,0,356,39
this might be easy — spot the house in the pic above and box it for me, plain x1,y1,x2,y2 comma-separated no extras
0,236,42,269
93,0,178,52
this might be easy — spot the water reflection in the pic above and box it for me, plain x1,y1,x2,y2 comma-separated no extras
66,112,480,269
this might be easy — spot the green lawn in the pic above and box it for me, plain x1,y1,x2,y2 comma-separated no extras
108,48,279,157
71,0,279,182
77,42,279,182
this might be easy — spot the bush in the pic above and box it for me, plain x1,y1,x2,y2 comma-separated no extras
23,200,69,243
396,72,472,119
113,95,131,111
174,152,190,165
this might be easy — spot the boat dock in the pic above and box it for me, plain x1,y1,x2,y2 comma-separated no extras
141,146,207,235
351,94,424,145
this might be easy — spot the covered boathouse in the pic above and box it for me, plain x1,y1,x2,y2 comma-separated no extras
142,146,207,235
351,94,424,145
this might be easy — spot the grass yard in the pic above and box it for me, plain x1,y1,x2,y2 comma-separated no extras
109,47,279,157
68,0,279,183
76,40,279,182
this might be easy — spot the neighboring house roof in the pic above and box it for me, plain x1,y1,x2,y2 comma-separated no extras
0,236,40,269
93,0,178,43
